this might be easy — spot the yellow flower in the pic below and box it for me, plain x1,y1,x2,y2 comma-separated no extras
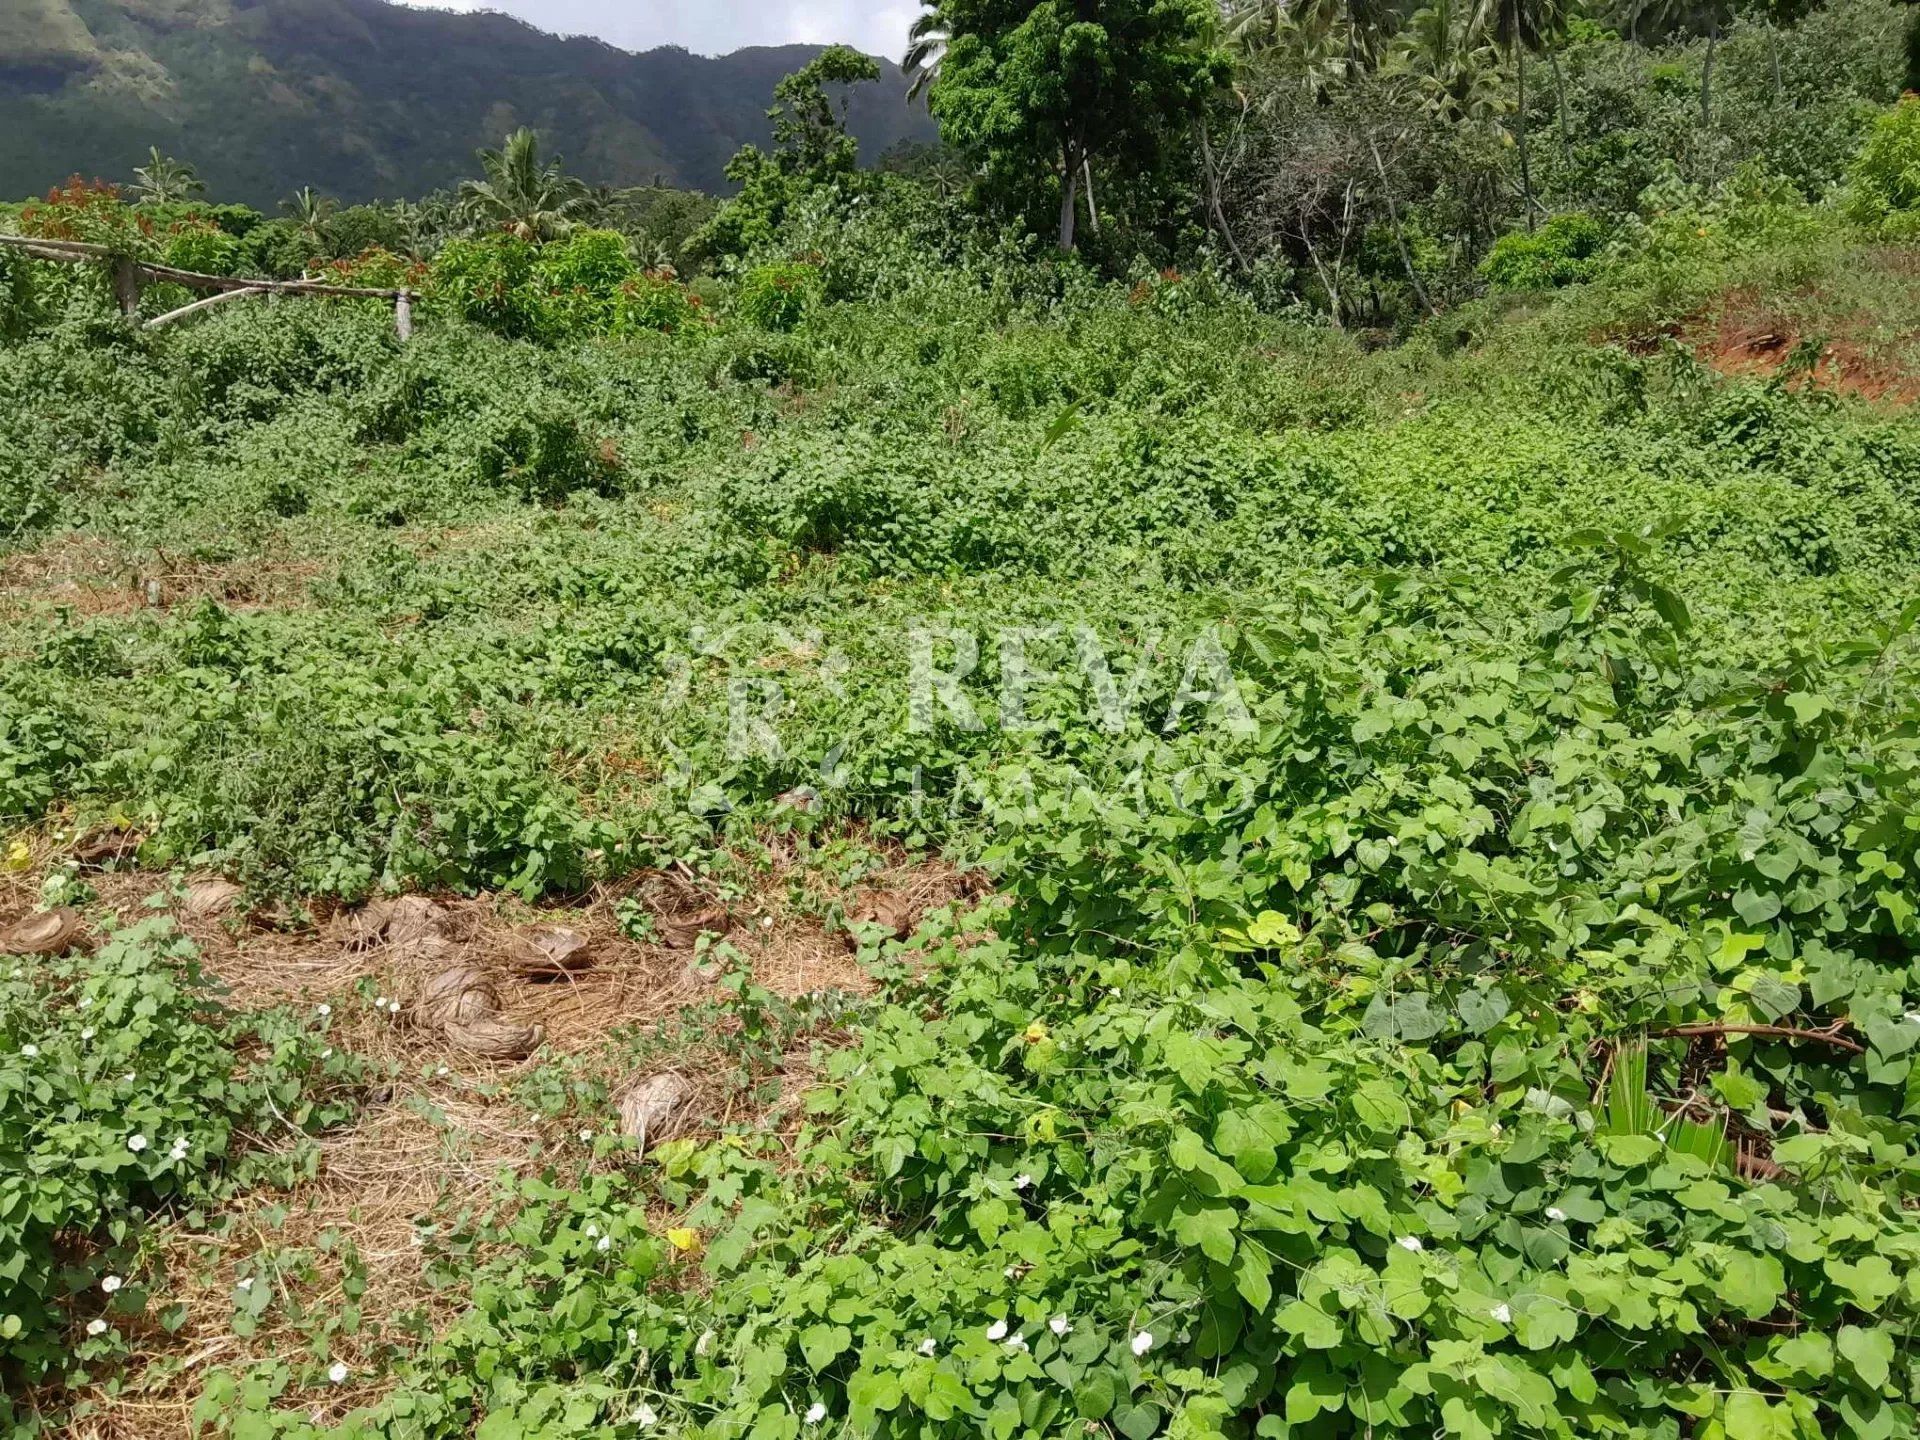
1695,227,1709,238
665,1227,700,1253
1022,1019,1049,1044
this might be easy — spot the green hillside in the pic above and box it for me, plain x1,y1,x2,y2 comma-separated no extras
0,0,936,202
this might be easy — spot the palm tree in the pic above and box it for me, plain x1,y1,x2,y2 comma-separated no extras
131,148,204,205
282,186,337,248
458,129,594,242
1388,0,1506,125
903,9,948,102
1474,0,1566,228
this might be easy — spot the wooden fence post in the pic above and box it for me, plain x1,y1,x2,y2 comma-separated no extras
111,255,142,318
395,290,413,342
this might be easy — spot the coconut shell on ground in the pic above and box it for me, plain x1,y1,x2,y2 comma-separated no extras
0,908,86,957
618,1071,696,1153
70,828,143,867
504,926,593,979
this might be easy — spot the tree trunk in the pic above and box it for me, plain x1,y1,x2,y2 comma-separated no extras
1058,143,1081,252
1198,117,1249,270
1082,157,1100,234
1700,21,1718,132
1369,135,1439,320
1548,47,1572,162
1516,42,1534,232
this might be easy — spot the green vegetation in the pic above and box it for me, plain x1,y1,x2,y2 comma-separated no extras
3,4,1920,1439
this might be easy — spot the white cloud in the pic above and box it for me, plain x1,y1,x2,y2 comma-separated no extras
400,0,921,60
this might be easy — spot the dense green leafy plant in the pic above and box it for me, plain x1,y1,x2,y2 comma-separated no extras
0,919,358,1409
1480,213,1607,289
1844,92,1920,239
734,261,823,331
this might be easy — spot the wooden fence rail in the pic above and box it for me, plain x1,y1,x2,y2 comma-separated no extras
0,233,415,338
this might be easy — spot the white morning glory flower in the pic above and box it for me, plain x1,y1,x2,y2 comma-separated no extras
1491,1303,1512,1324
100,1275,122,1294
985,1320,1008,1341
804,1402,826,1425
327,1361,348,1384
1545,1206,1567,1222
126,1135,148,1153
86,1318,107,1336
585,1223,599,1238
597,1235,612,1253
20,1044,38,1058
237,1278,254,1291
1011,1173,1033,1191
316,1003,331,1017
80,1028,94,1041
1397,1236,1422,1252
1048,1315,1073,1336
1005,1334,1029,1352
917,1337,937,1356
1130,1331,1155,1356
632,1403,659,1428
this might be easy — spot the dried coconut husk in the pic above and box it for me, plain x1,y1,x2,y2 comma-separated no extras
617,1071,696,1154
70,827,143,868
342,895,450,952
1,908,86,957
445,1013,543,1060
659,908,731,951
415,965,501,1030
503,927,593,979
845,893,918,946
180,878,244,922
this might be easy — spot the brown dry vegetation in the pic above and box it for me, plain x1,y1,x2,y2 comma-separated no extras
3,832,972,1438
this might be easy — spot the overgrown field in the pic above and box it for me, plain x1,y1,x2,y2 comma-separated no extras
5,184,1920,1440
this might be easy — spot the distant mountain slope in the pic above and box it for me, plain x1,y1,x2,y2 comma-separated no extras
0,0,937,204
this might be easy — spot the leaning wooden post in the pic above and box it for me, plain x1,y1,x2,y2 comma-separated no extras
394,290,412,342
110,254,142,318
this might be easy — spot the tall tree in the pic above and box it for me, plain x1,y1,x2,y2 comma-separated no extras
920,0,1229,251
131,148,204,205
1473,0,1565,228
458,129,594,242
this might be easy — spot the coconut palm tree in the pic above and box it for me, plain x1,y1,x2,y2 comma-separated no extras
131,148,204,205
1473,0,1567,227
1388,0,1507,125
458,129,594,242
282,186,337,248
903,9,948,101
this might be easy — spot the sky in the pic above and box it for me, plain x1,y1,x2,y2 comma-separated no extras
404,1,922,61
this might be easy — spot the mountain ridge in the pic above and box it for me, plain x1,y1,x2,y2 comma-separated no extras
0,0,937,204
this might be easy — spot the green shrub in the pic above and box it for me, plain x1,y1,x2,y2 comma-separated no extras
1480,214,1607,291
427,233,547,341
613,270,701,334
161,218,245,276
734,261,822,331
535,228,640,334
0,919,356,1394
1844,93,1920,240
